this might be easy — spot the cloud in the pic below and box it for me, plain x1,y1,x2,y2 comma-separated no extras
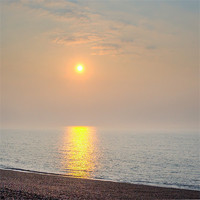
51,30,102,45
49,18,160,56
146,45,157,50
91,43,123,56
5,0,90,22
50,28,124,55
4,0,171,56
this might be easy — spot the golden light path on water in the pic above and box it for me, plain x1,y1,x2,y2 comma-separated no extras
61,126,97,178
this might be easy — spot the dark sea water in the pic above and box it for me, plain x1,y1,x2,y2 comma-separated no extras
0,127,199,191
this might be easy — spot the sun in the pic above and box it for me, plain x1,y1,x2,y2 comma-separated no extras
76,64,84,73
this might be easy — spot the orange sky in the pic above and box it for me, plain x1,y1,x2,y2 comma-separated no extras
1,0,199,132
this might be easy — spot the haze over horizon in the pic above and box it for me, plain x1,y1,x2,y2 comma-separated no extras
1,0,199,132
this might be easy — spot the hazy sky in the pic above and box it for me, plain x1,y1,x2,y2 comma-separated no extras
1,0,199,131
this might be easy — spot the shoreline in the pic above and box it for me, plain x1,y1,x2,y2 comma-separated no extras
1,167,199,191
1,169,200,199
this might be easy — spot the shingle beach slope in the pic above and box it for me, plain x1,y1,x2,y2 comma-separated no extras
0,169,200,199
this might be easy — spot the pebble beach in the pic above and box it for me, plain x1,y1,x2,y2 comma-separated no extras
1,169,200,199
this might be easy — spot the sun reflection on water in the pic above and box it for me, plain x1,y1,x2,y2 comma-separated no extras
61,126,97,178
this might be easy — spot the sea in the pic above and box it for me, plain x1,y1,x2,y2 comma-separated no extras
0,127,199,191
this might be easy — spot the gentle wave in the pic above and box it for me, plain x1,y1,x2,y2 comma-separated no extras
1,166,199,191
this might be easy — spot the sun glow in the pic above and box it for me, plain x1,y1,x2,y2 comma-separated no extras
76,65,84,73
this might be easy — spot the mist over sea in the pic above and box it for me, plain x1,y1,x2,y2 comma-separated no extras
0,127,199,191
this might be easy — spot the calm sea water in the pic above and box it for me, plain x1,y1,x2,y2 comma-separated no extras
0,127,199,190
